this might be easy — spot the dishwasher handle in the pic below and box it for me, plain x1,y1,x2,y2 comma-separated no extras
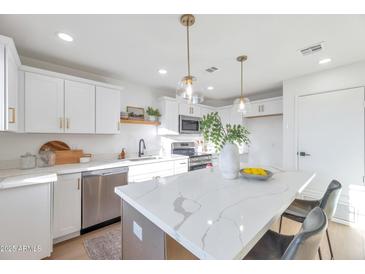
82,166,129,177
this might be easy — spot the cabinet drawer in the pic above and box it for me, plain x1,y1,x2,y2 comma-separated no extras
129,170,174,183
128,161,174,177
174,159,188,174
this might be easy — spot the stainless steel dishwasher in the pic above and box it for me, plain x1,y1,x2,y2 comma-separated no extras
81,166,128,233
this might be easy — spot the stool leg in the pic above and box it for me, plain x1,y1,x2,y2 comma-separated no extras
318,247,323,260
279,215,283,233
326,229,334,260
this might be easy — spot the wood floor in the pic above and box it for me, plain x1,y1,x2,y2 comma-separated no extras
48,218,365,260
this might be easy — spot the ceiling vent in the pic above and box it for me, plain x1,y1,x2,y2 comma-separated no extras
206,66,219,73
300,42,325,56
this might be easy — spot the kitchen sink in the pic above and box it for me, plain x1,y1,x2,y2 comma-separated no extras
128,156,162,162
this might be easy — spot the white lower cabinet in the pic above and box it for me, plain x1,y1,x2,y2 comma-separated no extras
53,173,81,241
174,159,189,175
128,159,188,183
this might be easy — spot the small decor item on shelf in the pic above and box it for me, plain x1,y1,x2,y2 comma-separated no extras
240,168,273,181
126,106,145,120
120,111,129,120
200,112,250,179
145,107,161,122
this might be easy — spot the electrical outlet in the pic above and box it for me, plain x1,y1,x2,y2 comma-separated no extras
133,221,143,241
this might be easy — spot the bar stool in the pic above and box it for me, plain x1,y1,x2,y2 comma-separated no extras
244,207,327,260
279,180,342,260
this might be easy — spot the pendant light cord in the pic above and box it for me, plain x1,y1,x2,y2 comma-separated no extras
240,60,243,99
186,21,191,77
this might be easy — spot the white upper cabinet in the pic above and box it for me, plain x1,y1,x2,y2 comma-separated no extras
95,86,121,134
0,36,20,132
65,80,95,133
245,97,283,118
25,72,64,133
179,102,201,117
158,97,179,135
200,105,216,118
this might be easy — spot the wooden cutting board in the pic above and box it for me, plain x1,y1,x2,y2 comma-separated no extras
54,150,84,165
39,141,70,152
39,141,83,165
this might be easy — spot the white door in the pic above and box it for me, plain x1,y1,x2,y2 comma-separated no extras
95,86,121,134
25,72,64,133
5,47,18,131
53,173,81,239
65,80,95,133
297,87,365,208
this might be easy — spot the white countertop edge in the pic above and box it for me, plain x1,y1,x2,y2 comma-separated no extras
0,173,57,190
115,187,214,260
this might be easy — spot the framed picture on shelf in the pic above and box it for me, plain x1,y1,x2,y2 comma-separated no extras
126,106,145,120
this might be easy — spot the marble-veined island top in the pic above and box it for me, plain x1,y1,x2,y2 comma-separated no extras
115,166,315,260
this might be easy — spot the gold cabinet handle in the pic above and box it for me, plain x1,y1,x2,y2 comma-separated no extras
77,178,80,190
59,117,63,129
8,107,16,123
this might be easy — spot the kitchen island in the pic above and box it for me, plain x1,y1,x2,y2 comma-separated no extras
115,166,315,260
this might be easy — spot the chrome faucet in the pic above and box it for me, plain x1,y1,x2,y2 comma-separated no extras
138,139,146,157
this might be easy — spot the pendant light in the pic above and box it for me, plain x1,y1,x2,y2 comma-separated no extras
176,14,204,104
236,55,250,113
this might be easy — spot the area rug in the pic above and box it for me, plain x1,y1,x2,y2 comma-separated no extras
84,228,121,260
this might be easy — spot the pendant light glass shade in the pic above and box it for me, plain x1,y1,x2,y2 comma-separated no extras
235,55,250,114
176,76,204,104
176,14,204,105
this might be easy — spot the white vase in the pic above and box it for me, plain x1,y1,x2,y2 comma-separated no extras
219,143,240,179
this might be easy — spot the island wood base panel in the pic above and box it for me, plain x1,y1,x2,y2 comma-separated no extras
122,200,197,260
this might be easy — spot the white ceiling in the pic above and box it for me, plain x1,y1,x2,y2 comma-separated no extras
1,14,365,99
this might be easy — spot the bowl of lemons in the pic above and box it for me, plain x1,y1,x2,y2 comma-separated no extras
240,168,273,181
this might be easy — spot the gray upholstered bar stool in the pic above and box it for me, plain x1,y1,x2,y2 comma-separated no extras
279,180,342,260
244,207,327,260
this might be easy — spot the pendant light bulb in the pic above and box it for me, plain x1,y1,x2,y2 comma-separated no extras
239,98,245,111
235,55,250,114
186,83,193,97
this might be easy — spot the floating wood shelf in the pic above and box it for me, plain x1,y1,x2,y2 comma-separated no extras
120,119,161,126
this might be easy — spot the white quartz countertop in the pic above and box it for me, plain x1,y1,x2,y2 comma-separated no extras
115,166,315,260
0,155,188,190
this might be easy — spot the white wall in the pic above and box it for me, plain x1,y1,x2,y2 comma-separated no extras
246,115,283,168
283,60,365,170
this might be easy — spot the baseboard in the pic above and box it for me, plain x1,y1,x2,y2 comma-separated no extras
53,231,80,244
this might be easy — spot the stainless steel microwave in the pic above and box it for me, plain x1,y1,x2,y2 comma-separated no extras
179,115,201,134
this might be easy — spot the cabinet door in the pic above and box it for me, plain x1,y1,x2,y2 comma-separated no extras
0,44,4,131
25,72,64,133
65,80,95,133
95,86,121,134
5,47,18,131
190,105,201,117
179,102,191,116
158,98,179,135
245,102,260,117
53,173,81,239
261,99,283,116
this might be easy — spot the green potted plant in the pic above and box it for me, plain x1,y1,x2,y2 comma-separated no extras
146,107,161,122
200,112,250,179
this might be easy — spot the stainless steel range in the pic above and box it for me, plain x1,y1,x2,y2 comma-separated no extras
171,142,212,171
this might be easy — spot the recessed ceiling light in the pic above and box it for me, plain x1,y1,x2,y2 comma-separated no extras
57,32,74,42
207,86,214,90
319,58,331,65
158,69,167,75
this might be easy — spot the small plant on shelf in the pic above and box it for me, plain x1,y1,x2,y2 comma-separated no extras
146,107,161,121
200,112,250,152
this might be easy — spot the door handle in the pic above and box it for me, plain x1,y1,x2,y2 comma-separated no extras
298,152,311,157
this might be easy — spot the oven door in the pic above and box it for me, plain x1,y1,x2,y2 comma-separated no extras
179,115,201,134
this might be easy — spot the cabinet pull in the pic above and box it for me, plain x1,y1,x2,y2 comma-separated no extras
262,105,264,112
59,117,63,129
117,121,120,131
77,178,80,190
8,107,16,123
66,118,70,129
